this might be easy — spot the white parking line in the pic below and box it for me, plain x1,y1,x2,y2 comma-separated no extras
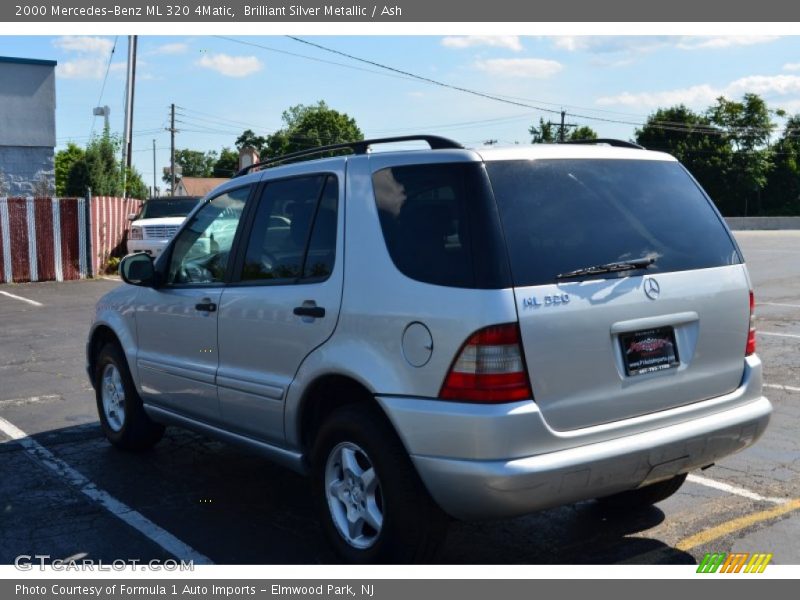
764,383,800,393
761,302,800,309
758,331,800,339
0,290,43,307
687,474,786,505
0,394,61,408
0,416,214,565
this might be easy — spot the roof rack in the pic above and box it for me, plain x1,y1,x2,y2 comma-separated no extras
560,138,644,150
235,135,464,177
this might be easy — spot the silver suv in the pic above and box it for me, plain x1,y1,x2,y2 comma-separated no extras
87,136,771,563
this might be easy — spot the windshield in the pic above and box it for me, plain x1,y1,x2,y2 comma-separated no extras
139,198,198,219
486,159,741,287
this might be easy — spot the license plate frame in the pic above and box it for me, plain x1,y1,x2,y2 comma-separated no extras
619,326,680,376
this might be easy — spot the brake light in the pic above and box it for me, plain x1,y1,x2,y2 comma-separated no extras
746,290,756,356
439,323,532,403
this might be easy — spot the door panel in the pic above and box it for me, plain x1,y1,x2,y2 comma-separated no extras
135,185,251,422
217,173,344,443
135,287,223,421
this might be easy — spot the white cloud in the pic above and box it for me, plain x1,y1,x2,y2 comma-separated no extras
196,53,262,77
57,59,125,80
473,58,563,79
775,98,800,114
726,74,800,97
676,36,780,50
552,36,672,54
441,36,523,52
597,85,719,108
596,74,800,108
552,35,779,56
149,42,188,55
52,36,120,80
783,63,800,72
53,36,114,55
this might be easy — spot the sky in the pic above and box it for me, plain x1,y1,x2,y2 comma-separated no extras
2,34,800,193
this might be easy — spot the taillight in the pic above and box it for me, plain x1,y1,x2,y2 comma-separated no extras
746,290,756,356
439,323,532,403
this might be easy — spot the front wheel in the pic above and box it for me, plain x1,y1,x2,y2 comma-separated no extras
311,405,447,563
94,342,164,451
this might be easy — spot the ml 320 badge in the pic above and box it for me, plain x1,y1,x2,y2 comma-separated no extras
522,294,570,309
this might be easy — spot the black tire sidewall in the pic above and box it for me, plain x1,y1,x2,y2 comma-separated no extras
311,405,445,564
94,342,163,450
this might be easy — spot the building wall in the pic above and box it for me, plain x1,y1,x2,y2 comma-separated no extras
0,57,57,197
0,146,55,196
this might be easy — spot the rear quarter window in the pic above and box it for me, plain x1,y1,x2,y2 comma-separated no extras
485,159,741,287
372,162,510,289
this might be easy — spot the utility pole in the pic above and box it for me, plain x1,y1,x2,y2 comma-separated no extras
556,110,578,142
168,103,177,196
152,139,156,197
127,36,137,171
121,35,138,198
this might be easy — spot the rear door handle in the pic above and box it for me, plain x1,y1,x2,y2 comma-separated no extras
195,301,217,312
294,306,325,318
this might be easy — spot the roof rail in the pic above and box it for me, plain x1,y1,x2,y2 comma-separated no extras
560,138,644,150
235,135,464,177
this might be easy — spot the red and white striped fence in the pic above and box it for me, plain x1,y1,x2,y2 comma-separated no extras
90,196,143,277
0,196,142,284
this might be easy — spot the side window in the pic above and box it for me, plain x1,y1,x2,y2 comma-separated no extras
372,164,479,288
166,186,250,285
240,175,338,283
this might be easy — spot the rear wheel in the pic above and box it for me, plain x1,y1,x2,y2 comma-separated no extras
94,342,164,451
311,404,448,563
597,473,687,510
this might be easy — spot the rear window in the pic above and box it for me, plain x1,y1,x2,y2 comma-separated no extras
372,163,510,289
486,159,741,287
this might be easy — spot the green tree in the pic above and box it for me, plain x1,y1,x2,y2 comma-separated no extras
529,118,557,143
162,149,217,184
635,105,734,214
763,115,800,215
64,126,121,196
707,94,779,215
263,101,363,158
568,126,598,141
235,129,267,157
54,143,85,196
213,147,239,177
125,166,149,200
62,127,148,198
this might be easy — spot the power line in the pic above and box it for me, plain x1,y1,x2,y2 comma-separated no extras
214,36,421,85
89,35,119,139
284,36,795,138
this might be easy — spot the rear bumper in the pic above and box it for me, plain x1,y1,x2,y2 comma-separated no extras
413,395,770,519
377,356,770,519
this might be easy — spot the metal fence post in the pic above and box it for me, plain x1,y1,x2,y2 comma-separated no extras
85,187,93,278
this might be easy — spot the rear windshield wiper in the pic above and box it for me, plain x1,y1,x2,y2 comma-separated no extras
556,257,656,280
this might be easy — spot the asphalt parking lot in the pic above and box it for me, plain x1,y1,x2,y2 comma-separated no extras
1,230,798,565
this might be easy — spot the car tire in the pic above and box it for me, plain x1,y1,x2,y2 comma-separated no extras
597,473,688,510
311,404,448,564
94,342,165,451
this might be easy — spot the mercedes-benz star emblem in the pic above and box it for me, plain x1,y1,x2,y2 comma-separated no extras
644,277,661,300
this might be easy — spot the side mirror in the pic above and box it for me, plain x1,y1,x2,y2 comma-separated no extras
120,253,156,287
128,213,138,221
